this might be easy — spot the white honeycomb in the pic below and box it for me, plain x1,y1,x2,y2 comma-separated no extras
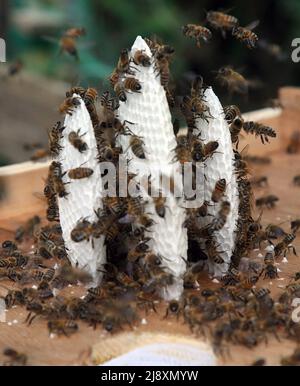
117,36,187,300
193,87,239,276
57,94,106,282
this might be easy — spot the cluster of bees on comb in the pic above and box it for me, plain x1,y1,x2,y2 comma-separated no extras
1,8,300,366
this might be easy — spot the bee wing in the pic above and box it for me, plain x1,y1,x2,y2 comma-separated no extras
244,20,260,31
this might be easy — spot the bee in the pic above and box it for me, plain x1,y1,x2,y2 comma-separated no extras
29,148,50,161
7,59,24,77
209,201,231,232
133,50,151,67
182,24,212,48
3,348,27,366
250,176,268,188
211,179,226,202
183,260,205,288
83,87,97,106
206,10,239,35
215,67,249,95
68,130,88,153
174,134,192,164
233,148,250,180
58,37,78,60
274,233,297,258
113,118,134,137
109,49,133,87
153,196,167,218
49,161,68,198
0,255,28,268
15,215,41,242
230,116,244,146
64,27,86,39
291,219,300,233
59,96,81,115
128,239,150,262
46,196,60,222
0,268,22,282
281,347,300,366
251,358,266,366
47,320,78,337
203,141,219,160
71,219,95,243
165,299,182,319
232,20,259,49
243,121,276,144
130,135,146,159
1,240,18,255
223,105,242,124
142,252,162,269
286,131,300,154
255,194,279,209
48,121,65,157
123,77,142,93
68,167,93,180
114,81,127,102
293,175,300,186
261,252,278,279
144,267,174,293
205,238,225,264
103,197,125,217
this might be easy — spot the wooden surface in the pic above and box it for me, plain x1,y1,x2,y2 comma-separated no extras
0,87,300,366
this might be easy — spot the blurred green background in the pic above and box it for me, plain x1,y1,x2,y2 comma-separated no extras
0,0,300,165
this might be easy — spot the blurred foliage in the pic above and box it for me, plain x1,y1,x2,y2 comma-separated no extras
4,0,300,110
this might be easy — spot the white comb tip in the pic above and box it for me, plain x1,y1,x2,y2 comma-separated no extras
131,35,152,56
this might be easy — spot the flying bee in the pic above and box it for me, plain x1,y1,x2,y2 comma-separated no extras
68,130,88,153
3,348,27,366
64,27,86,39
230,116,244,146
206,10,239,36
223,105,241,124
255,195,279,209
243,121,276,144
250,176,268,188
211,178,226,202
68,167,93,179
130,135,146,159
48,121,65,157
182,24,212,48
153,196,167,218
274,233,297,258
48,320,78,337
59,96,81,115
293,175,300,186
205,238,225,264
133,50,151,66
232,20,259,49
291,219,300,233
215,66,249,95
123,77,142,92
261,251,278,279
49,161,68,198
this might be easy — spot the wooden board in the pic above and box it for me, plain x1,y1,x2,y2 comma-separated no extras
0,87,300,366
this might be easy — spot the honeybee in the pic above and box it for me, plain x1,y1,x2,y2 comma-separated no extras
206,10,238,35
123,77,142,92
7,59,24,77
114,81,127,102
153,196,167,218
48,320,78,337
49,161,68,198
215,67,249,95
3,348,27,366
133,50,151,67
68,130,88,153
293,175,300,186
48,121,65,157
165,299,182,319
59,96,81,115
0,255,28,268
209,201,231,232
211,178,226,202
261,251,278,279
174,134,192,164
64,27,86,39
291,219,300,233
203,141,219,160
128,239,150,262
205,238,225,264
198,200,211,217
230,116,244,146
83,87,97,105
243,121,276,144
109,49,133,86
250,176,268,188
255,195,279,209
142,252,162,269
223,105,242,124
113,118,134,137
71,219,95,243
274,233,297,258
46,196,60,222
68,167,93,179
232,21,259,49
182,24,212,48
130,135,146,159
